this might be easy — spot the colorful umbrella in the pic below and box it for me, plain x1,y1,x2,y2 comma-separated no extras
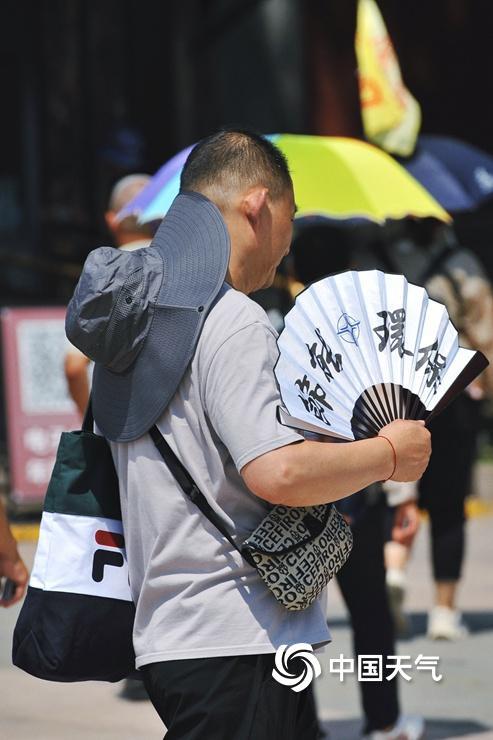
118,144,194,223
395,135,493,212
396,148,474,212
119,134,449,224
420,135,493,207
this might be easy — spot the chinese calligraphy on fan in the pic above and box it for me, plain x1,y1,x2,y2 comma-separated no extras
415,339,447,393
295,328,343,426
293,313,449,428
372,308,447,394
373,309,413,358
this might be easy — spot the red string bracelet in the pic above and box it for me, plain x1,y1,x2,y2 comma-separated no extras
378,435,397,481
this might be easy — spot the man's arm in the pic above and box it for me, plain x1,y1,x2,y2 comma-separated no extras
203,316,431,508
0,499,28,607
391,500,420,547
241,419,430,507
64,350,90,417
382,479,420,546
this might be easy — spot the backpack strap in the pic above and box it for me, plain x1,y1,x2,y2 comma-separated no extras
148,425,254,566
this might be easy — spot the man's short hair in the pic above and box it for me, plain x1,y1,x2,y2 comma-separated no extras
180,129,292,203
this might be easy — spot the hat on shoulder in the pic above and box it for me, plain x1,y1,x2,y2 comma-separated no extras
66,191,230,442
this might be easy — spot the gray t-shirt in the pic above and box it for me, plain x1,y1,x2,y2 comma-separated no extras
110,284,331,667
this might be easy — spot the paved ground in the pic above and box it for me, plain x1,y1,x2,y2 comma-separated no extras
315,508,493,740
2,498,493,739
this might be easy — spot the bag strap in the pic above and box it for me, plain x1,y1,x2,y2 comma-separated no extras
148,425,254,565
82,396,94,432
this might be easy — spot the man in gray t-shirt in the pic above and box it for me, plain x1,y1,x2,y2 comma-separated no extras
111,283,332,669
68,130,431,739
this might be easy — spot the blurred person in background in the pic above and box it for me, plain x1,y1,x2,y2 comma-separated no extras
65,174,154,418
285,219,425,740
64,173,155,702
0,499,28,608
353,218,493,640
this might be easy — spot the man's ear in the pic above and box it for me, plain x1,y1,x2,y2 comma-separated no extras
242,187,268,228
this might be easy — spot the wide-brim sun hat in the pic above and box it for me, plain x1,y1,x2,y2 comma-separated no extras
66,191,230,442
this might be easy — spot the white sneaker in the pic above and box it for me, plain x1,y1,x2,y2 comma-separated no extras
427,606,469,640
365,714,425,740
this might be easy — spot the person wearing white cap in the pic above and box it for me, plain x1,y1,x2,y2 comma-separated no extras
64,174,154,417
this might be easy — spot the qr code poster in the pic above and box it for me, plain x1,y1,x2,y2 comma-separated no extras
1,307,81,504
17,319,75,414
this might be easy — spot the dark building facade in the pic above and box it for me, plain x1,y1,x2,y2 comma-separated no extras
1,0,493,305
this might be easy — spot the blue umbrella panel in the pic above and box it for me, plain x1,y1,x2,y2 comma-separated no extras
399,135,493,212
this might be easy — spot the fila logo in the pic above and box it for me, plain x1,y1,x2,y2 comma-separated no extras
92,529,125,583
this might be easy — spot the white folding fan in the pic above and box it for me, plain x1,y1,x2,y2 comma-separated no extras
275,270,488,441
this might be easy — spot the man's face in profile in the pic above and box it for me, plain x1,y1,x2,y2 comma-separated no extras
258,187,296,290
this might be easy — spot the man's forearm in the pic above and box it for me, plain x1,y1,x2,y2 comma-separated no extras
66,373,90,417
0,500,19,561
64,354,90,417
280,436,393,505
242,419,431,507
0,500,29,606
243,436,393,507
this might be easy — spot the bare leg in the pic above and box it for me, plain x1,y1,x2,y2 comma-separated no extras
435,580,457,609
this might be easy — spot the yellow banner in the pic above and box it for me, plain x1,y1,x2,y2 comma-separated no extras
356,0,421,156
